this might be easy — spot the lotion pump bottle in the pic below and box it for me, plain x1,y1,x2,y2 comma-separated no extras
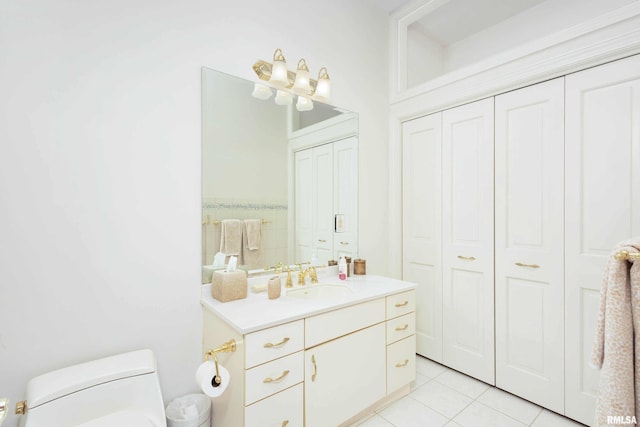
338,256,347,280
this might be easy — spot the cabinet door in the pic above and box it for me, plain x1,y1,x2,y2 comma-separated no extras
333,136,358,260
442,98,495,385
402,113,443,362
313,144,334,263
494,78,565,413
305,323,385,427
565,54,640,425
295,149,313,263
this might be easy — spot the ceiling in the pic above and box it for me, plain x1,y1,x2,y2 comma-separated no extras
371,0,548,45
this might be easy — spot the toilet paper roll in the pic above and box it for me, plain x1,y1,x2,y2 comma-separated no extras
195,360,230,398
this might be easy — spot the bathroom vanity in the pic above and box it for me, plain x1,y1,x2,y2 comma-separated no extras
200,272,416,427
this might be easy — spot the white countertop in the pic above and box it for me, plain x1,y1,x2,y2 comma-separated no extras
200,269,416,334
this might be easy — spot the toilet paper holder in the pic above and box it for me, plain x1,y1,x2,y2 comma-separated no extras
204,339,237,385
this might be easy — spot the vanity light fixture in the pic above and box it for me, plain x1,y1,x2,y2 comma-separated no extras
252,48,332,111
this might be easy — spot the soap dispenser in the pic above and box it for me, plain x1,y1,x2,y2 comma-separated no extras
338,256,347,281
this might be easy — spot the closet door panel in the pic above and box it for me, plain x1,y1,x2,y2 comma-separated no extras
295,149,314,263
313,144,334,263
495,77,565,413
565,54,640,426
333,137,358,260
402,113,443,361
442,98,495,385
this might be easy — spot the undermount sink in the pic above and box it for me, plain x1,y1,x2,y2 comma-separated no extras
286,283,352,299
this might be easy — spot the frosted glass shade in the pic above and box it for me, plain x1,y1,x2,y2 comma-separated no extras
313,76,331,103
251,83,273,100
275,90,293,106
296,96,313,111
269,59,289,88
292,59,312,96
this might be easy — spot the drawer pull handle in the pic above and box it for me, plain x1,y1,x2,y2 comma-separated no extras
395,301,409,308
263,370,290,384
515,262,540,269
318,239,326,243
282,421,289,427
311,355,318,382
264,337,290,348
340,241,349,245
457,255,476,261
396,359,409,368
395,324,409,331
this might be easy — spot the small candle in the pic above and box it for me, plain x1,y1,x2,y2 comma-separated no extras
354,259,366,275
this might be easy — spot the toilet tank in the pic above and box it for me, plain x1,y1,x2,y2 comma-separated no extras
20,349,166,427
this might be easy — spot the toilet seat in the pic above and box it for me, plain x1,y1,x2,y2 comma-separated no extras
76,410,154,427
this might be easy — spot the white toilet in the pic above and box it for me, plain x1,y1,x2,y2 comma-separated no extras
19,349,166,426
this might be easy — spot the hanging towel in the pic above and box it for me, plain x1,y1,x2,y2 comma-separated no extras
242,219,263,270
591,238,640,426
219,219,243,258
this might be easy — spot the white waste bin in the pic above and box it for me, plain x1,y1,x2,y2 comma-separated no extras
166,394,212,427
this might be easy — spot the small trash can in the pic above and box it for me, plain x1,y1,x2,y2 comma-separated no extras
166,394,212,427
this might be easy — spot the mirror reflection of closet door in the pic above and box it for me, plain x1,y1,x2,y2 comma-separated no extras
333,137,358,261
295,149,314,263
295,144,334,265
313,144,334,264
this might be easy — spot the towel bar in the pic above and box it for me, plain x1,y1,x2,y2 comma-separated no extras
614,250,640,261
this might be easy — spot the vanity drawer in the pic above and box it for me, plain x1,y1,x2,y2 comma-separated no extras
245,351,304,405
245,319,304,368
305,298,385,348
386,336,416,394
386,312,416,344
245,383,303,427
386,290,415,319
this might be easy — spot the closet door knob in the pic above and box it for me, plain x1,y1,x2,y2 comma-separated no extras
457,255,476,261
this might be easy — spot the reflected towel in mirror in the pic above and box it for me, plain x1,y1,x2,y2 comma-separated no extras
219,219,243,259
243,219,263,269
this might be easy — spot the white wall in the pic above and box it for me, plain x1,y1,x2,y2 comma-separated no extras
0,1,390,425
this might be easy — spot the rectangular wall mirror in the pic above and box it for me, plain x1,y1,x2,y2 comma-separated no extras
201,67,358,282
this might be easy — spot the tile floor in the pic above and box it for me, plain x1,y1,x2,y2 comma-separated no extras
355,355,587,427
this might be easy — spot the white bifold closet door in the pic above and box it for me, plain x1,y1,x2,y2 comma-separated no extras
494,77,565,413
442,98,495,385
402,113,443,362
565,54,640,426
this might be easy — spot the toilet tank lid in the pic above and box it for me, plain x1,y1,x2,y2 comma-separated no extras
26,349,157,408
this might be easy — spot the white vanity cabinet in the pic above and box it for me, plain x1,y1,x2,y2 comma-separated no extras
202,282,416,427
304,299,386,427
385,291,417,394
